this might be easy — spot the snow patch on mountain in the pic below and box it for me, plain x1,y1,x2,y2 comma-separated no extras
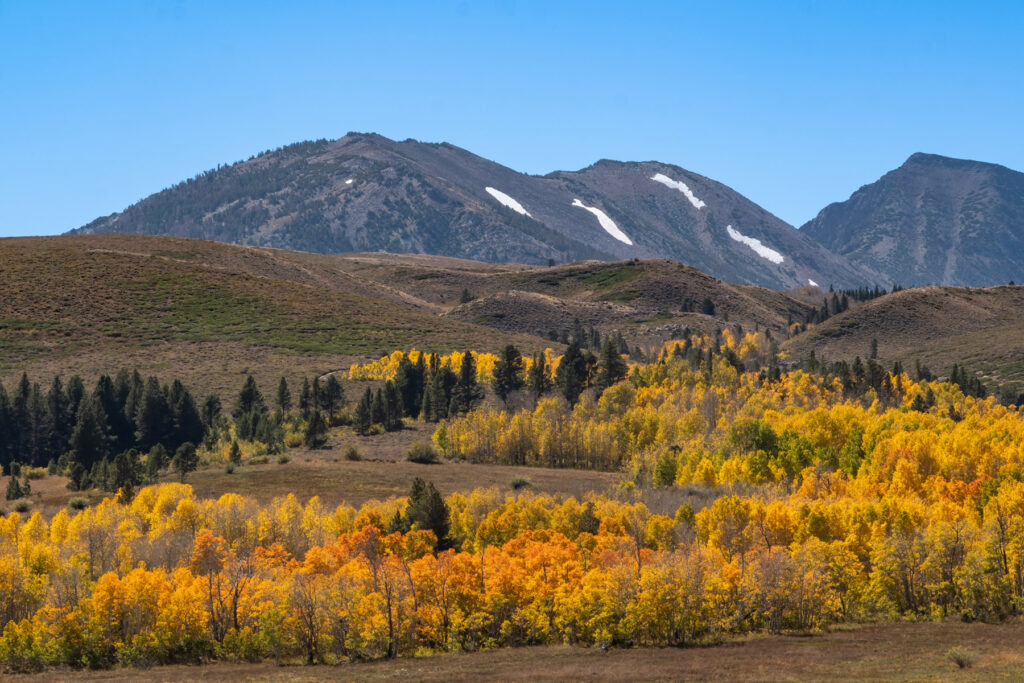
808,279,819,287
727,225,784,264
485,187,531,216
650,173,706,210
572,199,633,245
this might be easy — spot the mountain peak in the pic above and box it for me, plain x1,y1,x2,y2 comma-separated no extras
803,153,1024,287
901,151,1011,172
71,133,877,289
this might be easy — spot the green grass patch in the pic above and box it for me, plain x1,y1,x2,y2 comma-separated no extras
0,319,73,364
575,265,643,290
601,289,642,303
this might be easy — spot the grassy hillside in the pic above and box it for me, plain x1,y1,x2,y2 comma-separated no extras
783,284,1024,391
0,236,545,395
7,234,1019,399
342,256,818,342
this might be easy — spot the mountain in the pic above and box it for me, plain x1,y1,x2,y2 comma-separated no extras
73,133,875,290
801,153,1024,287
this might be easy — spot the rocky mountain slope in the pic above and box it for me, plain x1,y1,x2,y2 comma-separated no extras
801,153,1024,287
73,133,876,290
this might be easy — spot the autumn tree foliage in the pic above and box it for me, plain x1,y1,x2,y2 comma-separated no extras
5,333,1024,671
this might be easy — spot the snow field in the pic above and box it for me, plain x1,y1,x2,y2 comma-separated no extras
650,173,706,210
572,199,633,245
726,225,785,264
485,187,531,216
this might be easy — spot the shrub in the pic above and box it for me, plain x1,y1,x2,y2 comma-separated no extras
23,466,47,480
225,462,235,474
510,476,532,490
407,442,439,464
342,445,362,461
947,646,975,669
277,453,292,465
68,497,90,510
249,455,270,465
13,499,32,514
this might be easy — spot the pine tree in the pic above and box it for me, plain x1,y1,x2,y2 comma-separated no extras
171,387,205,453
172,442,199,482
26,383,50,466
95,374,133,454
135,377,173,451
595,339,628,394
143,443,168,484
111,450,141,501
355,388,373,436
383,380,404,431
201,394,222,431
395,356,425,419
492,344,524,407
65,375,86,423
0,383,12,473
299,377,313,418
46,376,71,461
11,374,30,459
371,388,386,427
5,473,22,500
556,341,587,406
67,461,88,491
527,353,551,404
229,440,242,465
233,376,267,439
406,477,451,550
303,410,328,448
276,377,292,413
420,382,435,422
319,375,345,422
452,351,483,415
235,375,265,415
68,395,112,471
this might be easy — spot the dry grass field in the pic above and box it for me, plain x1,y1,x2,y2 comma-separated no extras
19,621,1024,681
0,235,545,396
1,420,625,518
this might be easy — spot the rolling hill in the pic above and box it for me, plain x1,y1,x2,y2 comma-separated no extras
0,235,545,396
802,153,1024,287
72,133,877,290
5,234,1022,398
783,284,1024,391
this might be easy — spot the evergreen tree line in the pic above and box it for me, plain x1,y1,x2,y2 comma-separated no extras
546,319,629,355
803,292,851,325
0,371,208,479
835,283,902,302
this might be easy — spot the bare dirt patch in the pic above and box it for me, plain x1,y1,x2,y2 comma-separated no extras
20,621,1024,681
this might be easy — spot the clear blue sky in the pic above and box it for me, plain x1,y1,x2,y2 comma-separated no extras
2,1,1022,237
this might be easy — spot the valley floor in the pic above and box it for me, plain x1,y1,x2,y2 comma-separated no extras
20,621,1024,681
